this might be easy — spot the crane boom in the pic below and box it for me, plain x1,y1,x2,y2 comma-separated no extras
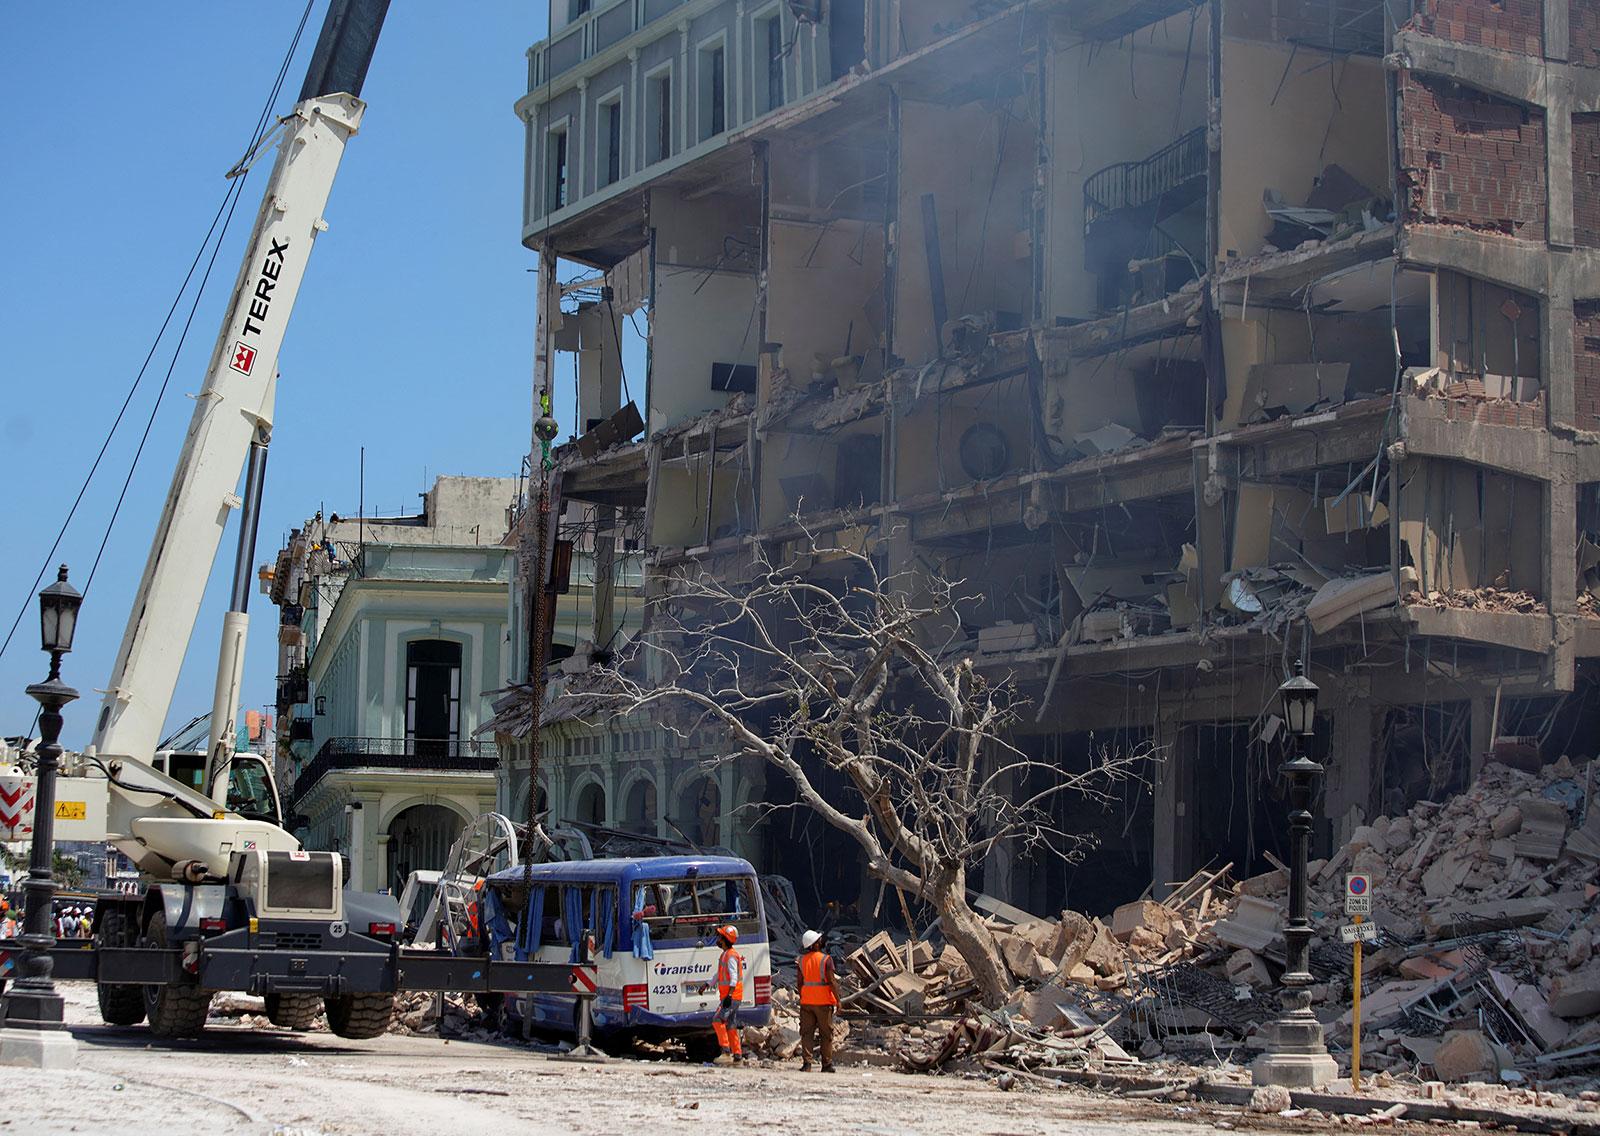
90,1,388,775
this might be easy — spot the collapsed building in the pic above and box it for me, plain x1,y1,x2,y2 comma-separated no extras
493,0,1600,917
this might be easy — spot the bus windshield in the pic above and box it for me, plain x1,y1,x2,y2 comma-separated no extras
633,876,758,928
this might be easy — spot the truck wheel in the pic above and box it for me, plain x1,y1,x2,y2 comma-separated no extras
324,992,394,1039
96,909,145,1026
265,993,321,1031
142,910,212,1038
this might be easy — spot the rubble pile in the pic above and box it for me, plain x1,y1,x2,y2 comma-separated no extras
1407,585,1546,615
1304,754,1600,1081
795,755,1600,1091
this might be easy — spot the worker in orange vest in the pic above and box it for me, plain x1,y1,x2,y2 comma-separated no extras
711,924,746,1065
796,929,842,1072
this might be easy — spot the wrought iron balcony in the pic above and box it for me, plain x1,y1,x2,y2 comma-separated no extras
1083,126,1207,238
276,666,309,708
1082,126,1207,311
291,736,499,807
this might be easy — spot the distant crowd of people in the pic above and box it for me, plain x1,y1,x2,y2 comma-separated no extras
0,897,95,940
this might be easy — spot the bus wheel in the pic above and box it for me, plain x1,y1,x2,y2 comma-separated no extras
685,1031,722,1063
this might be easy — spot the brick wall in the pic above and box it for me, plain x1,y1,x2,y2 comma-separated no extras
1411,0,1544,56
1399,74,1548,241
1577,302,1600,431
1578,116,1600,248
1574,0,1600,69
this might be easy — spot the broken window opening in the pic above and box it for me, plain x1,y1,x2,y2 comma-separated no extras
759,10,786,115
828,0,866,79
699,43,727,142
547,127,570,213
1376,701,1471,817
1051,496,1198,643
1016,727,1156,915
1083,127,1208,314
646,70,673,165
1180,716,1325,880
1397,460,1543,604
1412,273,1543,410
600,98,622,188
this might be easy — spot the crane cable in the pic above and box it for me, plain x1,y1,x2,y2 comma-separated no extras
0,1,317,670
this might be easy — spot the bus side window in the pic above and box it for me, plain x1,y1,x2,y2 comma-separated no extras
539,884,562,943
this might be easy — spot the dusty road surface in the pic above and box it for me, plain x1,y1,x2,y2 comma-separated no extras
3,982,1298,1136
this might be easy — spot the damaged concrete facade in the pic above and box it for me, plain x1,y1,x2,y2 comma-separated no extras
509,0,1600,915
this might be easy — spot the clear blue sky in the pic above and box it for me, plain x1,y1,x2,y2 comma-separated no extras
0,4,595,749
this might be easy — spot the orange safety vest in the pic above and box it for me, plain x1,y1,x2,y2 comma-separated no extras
798,949,838,1007
716,946,746,1001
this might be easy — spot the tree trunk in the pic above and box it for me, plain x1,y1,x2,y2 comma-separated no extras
928,866,1012,1008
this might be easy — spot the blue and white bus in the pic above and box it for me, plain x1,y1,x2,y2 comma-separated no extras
483,855,773,1047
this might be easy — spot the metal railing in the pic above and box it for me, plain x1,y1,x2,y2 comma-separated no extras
1083,126,1207,236
536,0,688,85
291,736,499,806
276,666,309,708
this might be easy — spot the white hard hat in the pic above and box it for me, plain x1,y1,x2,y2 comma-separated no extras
801,930,822,949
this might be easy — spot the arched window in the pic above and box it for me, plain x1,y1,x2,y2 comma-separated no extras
623,777,658,835
574,780,606,826
405,639,462,757
679,776,720,847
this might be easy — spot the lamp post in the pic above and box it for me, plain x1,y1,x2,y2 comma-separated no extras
0,565,82,1069
1252,658,1338,1088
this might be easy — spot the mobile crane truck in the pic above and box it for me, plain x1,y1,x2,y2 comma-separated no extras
14,0,571,1039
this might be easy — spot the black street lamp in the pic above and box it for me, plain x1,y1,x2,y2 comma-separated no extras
0,566,82,1068
1253,658,1338,1088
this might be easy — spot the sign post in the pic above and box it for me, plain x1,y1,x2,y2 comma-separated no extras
558,928,606,1062
1344,873,1373,1092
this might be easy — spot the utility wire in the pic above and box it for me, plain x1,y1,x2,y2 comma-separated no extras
0,0,315,644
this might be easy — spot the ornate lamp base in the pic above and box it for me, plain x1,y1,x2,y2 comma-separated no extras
0,1028,77,1070
1252,1008,1338,1088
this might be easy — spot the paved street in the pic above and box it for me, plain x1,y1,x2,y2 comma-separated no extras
4,983,1292,1136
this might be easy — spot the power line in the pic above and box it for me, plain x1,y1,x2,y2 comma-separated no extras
0,1,316,651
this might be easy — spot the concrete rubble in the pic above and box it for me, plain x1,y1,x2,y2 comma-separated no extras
740,753,1600,1102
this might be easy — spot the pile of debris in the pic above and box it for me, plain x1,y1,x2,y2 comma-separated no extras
1406,585,1546,614
1305,753,1600,1082
782,754,1600,1090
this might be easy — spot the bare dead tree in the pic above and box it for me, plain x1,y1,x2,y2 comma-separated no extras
596,527,1158,1006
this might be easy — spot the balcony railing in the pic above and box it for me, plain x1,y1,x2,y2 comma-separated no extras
1083,127,1208,236
291,736,499,807
535,0,691,86
276,666,309,708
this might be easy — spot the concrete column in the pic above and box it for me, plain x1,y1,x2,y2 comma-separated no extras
983,761,1021,905
375,833,391,895
576,78,590,201
1322,703,1372,845
734,2,747,125
678,23,691,147
652,757,668,838
1470,695,1496,781
1150,715,1187,898
592,505,618,651
628,48,641,178
346,801,366,891
1547,440,1578,615
1546,0,1570,63
1546,81,1575,249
